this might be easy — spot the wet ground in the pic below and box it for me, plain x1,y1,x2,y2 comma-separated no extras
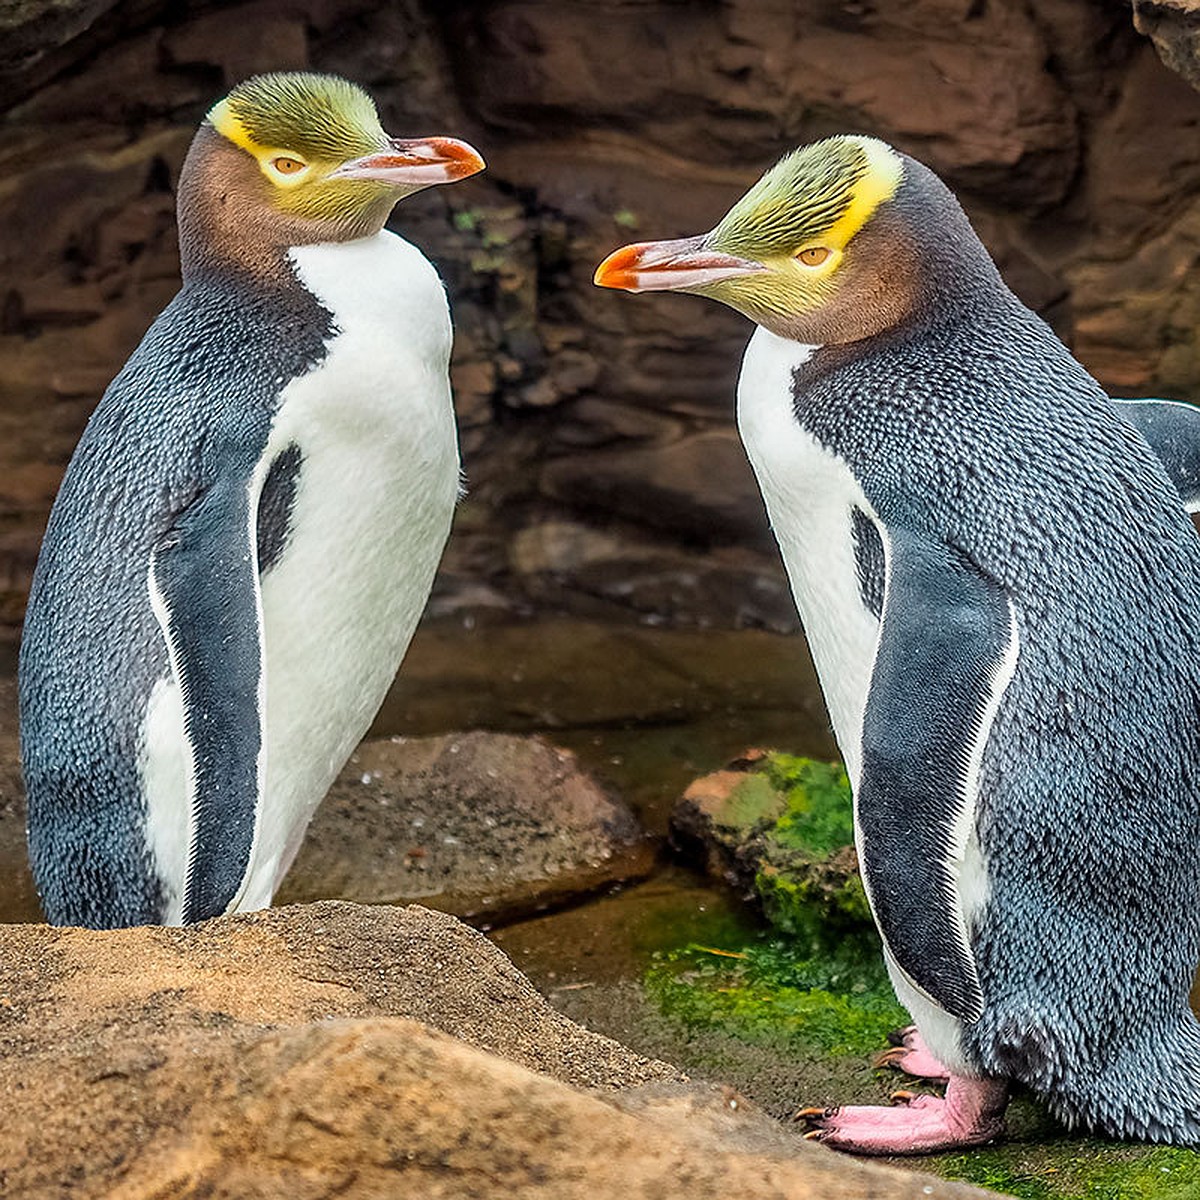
1,613,1198,1196
389,615,1200,1200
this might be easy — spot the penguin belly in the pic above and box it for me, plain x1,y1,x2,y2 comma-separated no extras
141,231,459,919
736,326,986,1074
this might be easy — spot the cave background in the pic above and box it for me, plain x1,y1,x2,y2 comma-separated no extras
2,0,1200,645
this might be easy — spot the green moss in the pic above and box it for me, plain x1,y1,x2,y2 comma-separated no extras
717,773,786,833
645,933,906,1057
1078,1146,1200,1199
937,1149,1059,1199
645,754,896,1056
936,1143,1200,1200
755,862,872,938
762,754,854,856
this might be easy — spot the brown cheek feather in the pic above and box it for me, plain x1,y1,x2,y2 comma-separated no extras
177,128,393,280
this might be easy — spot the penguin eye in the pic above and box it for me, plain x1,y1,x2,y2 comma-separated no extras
271,156,307,176
797,246,832,267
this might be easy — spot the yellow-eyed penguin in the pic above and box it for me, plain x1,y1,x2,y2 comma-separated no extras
21,72,484,928
595,136,1200,1152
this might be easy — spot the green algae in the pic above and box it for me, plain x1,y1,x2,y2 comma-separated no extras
717,772,787,832
761,754,855,855
647,754,899,1056
645,920,906,1058
643,931,902,1056
734,754,871,937
934,1143,1200,1200
755,859,872,937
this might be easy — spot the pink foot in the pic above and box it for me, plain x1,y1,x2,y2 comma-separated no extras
875,1025,951,1082
795,1075,1008,1156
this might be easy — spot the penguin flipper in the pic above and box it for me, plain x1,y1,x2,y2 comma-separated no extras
149,474,265,924
1112,397,1200,512
858,526,1017,1024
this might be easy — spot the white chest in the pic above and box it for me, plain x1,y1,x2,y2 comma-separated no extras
247,233,459,877
735,327,884,786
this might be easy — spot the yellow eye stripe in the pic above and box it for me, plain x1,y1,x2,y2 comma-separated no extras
818,137,903,252
207,99,311,187
207,99,256,154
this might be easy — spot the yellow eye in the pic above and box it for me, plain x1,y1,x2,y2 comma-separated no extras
271,156,307,176
797,246,832,267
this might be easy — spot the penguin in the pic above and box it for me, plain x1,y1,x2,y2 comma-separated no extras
20,72,484,929
594,136,1200,1153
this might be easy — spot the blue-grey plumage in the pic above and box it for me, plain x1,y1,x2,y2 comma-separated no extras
20,73,484,929
597,136,1200,1150
22,277,327,927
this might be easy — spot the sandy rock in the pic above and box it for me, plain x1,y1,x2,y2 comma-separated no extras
0,900,999,1200
0,901,677,1195
278,731,654,920
117,1020,999,1200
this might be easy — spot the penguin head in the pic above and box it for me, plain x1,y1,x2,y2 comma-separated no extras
178,72,485,275
594,135,998,344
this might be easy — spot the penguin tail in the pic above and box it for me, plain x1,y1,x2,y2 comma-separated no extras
1046,1012,1200,1146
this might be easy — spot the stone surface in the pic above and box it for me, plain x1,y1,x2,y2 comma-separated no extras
277,730,655,921
0,899,1000,1199
1134,0,1200,92
0,1,1199,636
670,752,868,934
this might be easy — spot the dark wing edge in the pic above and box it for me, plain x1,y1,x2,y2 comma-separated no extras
148,474,265,923
858,524,1018,1024
1113,398,1200,513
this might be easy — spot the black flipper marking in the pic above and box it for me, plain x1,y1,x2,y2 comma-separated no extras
256,442,303,574
851,506,885,620
150,475,263,924
1114,398,1200,512
858,526,1015,1024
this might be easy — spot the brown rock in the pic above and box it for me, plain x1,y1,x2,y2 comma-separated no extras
278,731,654,921
0,900,1000,1200
3,0,1200,638
540,430,767,543
0,0,120,77
1134,0,1200,92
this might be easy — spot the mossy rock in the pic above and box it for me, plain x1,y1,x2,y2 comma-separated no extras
670,751,869,935
655,752,903,1067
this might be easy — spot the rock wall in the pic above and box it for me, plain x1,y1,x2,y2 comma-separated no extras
2,0,1199,633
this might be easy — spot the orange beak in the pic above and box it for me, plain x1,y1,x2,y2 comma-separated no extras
332,136,485,187
594,235,766,292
